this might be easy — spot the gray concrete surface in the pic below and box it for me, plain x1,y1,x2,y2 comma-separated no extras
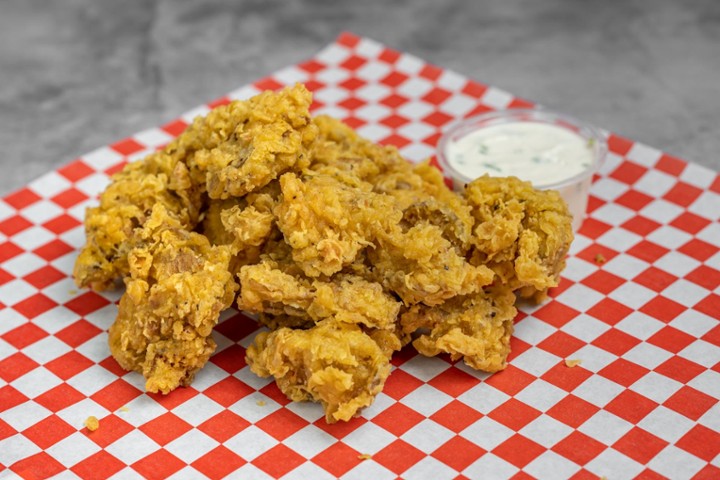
1,0,719,196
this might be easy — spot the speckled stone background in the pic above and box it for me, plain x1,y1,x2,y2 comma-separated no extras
1,0,718,196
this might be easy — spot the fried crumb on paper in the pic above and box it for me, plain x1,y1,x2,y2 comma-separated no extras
358,453,372,461
118,406,129,413
84,416,99,432
565,358,582,368
256,400,267,407
594,253,606,264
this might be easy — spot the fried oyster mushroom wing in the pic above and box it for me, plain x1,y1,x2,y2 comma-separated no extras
465,175,574,301
274,172,402,277
73,150,200,291
238,261,401,331
246,319,391,423
108,204,238,394
399,286,516,372
186,84,318,199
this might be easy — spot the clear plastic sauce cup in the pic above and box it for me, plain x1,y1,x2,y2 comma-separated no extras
437,109,607,232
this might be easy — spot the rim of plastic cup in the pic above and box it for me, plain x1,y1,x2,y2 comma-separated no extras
436,108,608,190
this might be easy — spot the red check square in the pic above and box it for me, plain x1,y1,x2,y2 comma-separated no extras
663,386,717,421
552,431,606,466
312,442,362,477
430,400,483,433
676,425,720,462
428,366,480,397
604,390,657,424
71,450,125,480
198,410,250,443
654,355,705,384
372,402,424,437
612,427,667,465
255,408,308,442
10,452,65,480
492,434,546,469
599,359,649,388
192,445,246,479
22,414,75,449
546,395,600,428
132,450,185,479
432,435,485,471
139,412,193,446
639,296,686,323
252,444,305,478
373,439,426,475
488,398,542,431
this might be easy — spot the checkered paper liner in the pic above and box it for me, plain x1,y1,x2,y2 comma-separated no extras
1,32,719,480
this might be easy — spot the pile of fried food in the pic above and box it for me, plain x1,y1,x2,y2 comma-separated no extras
74,84,573,422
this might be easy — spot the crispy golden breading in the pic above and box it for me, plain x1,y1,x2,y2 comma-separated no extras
274,172,402,277
246,319,391,423
310,115,409,182
465,175,574,301
75,85,575,422
369,222,495,306
74,85,311,289
73,152,201,290
399,286,516,372
108,204,237,394
239,262,400,331
185,84,317,199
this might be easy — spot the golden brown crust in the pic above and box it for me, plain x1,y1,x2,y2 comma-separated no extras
108,204,238,394
74,85,574,422
246,319,391,423
464,175,574,301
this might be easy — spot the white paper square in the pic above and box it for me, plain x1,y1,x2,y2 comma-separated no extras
519,415,574,448
638,406,695,443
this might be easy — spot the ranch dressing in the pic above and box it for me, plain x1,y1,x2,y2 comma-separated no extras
445,122,594,187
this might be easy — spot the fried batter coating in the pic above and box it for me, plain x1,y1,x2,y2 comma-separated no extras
238,261,401,331
186,84,318,199
74,85,311,289
370,222,494,306
75,83,575,420
378,161,475,252
310,115,410,182
73,152,201,290
108,204,238,394
246,319,391,422
399,286,516,372
274,172,402,277
465,175,574,301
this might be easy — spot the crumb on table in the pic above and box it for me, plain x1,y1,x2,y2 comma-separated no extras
564,358,582,368
84,416,99,432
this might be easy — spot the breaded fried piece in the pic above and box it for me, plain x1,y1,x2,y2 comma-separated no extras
74,85,313,290
370,222,494,306
186,84,318,199
246,319,391,422
274,172,402,277
465,175,573,301
310,115,409,182
399,286,516,372
108,204,238,394
73,151,201,290
238,262,401,331
377,161,475,252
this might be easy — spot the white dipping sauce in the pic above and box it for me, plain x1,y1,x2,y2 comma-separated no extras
445,122,593,187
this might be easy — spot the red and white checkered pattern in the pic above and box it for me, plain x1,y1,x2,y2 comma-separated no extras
2,32,719,479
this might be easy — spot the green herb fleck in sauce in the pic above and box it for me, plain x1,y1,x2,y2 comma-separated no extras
482,162,502,173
